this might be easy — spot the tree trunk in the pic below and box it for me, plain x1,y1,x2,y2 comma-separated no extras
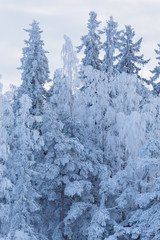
60,183,67,239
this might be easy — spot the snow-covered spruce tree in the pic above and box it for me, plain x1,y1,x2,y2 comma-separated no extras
117,25,149,77
77,11,101,70
0,85,13,239
150,43,160,95
101,16,119,77
8,94,43,240
10,21,51,240
17,20,50,115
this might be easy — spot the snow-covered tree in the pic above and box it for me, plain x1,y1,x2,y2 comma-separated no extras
150,43,160,95
8,94,43,240
105,73,148,172
49,35,79,119
62,34,79,116
48,69,71,119
106,137,160,240
77,11,101,70
17,20,50,115
41,75,110,239
150,44,160,82
74,65,146,172
73,65,108,148
12,22,51,239
117,25,149,77
61,34,79,92
33,98,100,240
0,86,13,239
101,16,119,77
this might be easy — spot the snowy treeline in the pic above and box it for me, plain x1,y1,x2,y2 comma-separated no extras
1,12,160,240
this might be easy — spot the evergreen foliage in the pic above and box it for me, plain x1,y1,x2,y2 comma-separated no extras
0,86,13,239
117,25,149,76
101,16,119,76
18,20,50,115
8,94,42,240
77,11,101,70
150,43,160,95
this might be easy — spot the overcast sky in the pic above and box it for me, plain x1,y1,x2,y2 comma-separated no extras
0,0,160,91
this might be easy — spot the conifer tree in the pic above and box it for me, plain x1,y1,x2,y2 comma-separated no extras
0,86,13,239
11,21,50,239
150,43,160,95
117,25,149,77
101,16,119,77
8,95,43,240
77,11,101,70
18,20,50,115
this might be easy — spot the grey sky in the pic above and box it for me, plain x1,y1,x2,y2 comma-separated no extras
0,0,160,91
